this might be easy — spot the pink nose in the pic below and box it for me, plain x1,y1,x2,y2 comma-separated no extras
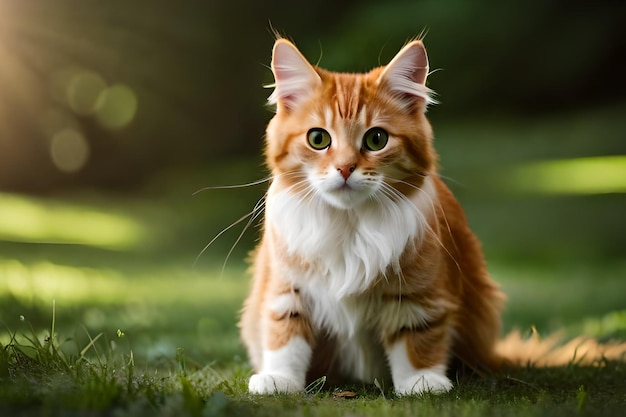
337,164,356,180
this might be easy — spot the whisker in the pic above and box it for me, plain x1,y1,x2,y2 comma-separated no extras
373,189,412,294
437,174,464,188
194,196,264,269
219,195,267,276
391,171,464,189
193,176,273,195
298,184,319,204
195,169,315,271
194,212,252,267
386,177,426,193
379,181,463,274
395,178,483,290
280,175,319,206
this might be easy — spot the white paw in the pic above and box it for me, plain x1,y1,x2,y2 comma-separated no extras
248,373,304,394
394,370,453,396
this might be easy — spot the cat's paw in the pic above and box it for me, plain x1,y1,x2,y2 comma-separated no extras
248,373,304,394
393,370,453,396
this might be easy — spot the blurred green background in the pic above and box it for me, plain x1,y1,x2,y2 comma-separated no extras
0,0,624,369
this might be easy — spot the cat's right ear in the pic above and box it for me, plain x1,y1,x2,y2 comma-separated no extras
267,39,321,112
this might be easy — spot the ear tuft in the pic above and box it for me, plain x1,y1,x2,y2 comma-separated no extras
268,39,321,111
377,41,435,110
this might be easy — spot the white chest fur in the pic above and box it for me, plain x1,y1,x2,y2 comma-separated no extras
266,176,436,298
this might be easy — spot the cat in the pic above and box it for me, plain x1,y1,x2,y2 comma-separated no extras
238,37,624,396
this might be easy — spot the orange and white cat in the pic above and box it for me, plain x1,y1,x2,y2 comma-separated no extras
238,38,622,395
239,38,503,395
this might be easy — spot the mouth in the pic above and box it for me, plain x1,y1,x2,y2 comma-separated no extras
326,183,372,205
317,177,375,209
326,181,354,193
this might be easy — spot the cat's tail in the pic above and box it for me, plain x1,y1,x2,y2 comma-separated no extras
495,328,626,368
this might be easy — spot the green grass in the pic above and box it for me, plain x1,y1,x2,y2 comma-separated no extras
1,231,624,417
1,107,626,416
1,312,625,417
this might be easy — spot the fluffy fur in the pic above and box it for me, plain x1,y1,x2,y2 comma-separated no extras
238,38,625,395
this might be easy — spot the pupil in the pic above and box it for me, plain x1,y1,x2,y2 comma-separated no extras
315,134,323,145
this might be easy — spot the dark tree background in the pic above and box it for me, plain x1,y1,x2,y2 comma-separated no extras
0,0,624,192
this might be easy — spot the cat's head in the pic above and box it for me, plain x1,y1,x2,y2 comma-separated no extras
265,38,437,210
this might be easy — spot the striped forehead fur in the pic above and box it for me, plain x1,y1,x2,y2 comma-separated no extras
267,69,436,111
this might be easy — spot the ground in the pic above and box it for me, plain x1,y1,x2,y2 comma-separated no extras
1,109,625,416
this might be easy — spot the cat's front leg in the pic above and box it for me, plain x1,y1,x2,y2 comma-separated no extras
249,289,313,394
383,317,453,396
386,335,453,395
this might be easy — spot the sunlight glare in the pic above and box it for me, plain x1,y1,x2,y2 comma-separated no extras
0,193,146,250
581,310,626,338
1,260,125,305
510,155,626,195
0,260,248,307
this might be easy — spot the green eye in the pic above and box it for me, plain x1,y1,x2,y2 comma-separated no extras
307,128,332,150
363,127,389,151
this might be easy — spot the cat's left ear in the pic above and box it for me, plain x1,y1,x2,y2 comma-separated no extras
268,39,322,112
377,40,435,111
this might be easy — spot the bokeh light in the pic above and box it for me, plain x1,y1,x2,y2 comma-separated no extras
66,70,107,116
49,68,139,131
50,128,90,173
95,84,138,130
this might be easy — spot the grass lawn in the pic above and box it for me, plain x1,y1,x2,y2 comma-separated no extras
1,108,626,416
2,259,625,417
